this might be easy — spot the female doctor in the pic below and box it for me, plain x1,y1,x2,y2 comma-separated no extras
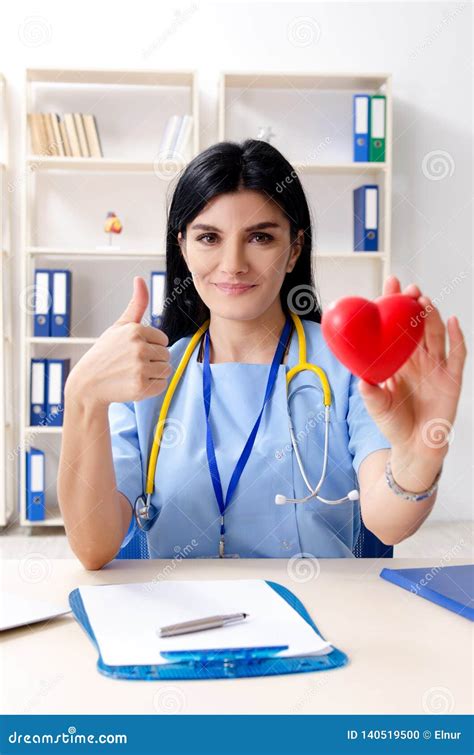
58,140,467,569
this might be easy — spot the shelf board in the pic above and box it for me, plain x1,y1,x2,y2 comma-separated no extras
223,71,390,91
295,162,386,174
26,248,384,260
27,68,196,87
316,252,385,259
26,156,186,173
21,516,64,527
28,336,98,344
25,426,63,434
27,247,165,260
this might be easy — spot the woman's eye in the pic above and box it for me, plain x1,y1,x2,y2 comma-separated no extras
250,233,273,243
195,232,273,245
196,234,217,244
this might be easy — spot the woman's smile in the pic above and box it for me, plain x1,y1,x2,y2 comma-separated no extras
213,282,258,295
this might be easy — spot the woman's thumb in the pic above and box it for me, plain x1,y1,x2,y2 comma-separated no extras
358,378,392,420
116,276,149,325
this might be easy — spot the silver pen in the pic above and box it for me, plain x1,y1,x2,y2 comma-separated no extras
158,612,248,637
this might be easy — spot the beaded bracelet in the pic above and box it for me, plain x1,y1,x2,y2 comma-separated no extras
385,458,443,502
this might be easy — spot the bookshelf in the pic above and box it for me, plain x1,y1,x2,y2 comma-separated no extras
19,68,199,527
0,73,11,528
218,71,392,307
16,67,393,532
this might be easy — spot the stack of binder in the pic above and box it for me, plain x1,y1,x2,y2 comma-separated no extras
353,185,379,252
30,359,70,427
353,94,386,162
150,271,166,328
34,269,72,337
25,448,45,521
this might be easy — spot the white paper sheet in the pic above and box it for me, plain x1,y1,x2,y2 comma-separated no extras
77,579,332,666
1,592,70,631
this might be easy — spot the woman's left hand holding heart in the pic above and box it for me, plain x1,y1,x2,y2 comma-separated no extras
358,275,467,490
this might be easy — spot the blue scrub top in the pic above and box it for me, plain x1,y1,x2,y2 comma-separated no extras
108,318,391,559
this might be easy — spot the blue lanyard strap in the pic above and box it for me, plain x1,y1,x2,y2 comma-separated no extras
202,316,292,536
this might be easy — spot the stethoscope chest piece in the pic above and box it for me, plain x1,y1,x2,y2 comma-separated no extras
134,493,159,531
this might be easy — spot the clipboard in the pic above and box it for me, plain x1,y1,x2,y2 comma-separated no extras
69,580,349,680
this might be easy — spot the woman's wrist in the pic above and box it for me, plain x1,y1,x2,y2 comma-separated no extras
387,448,444,496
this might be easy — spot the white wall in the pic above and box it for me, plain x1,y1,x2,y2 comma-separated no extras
1,1,472,521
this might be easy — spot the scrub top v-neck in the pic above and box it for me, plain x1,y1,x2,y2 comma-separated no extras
108,318,392,559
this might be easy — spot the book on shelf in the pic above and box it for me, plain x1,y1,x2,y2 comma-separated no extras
29,111,192,162
159,114,193,161
73,113,90,157
29,112,103,158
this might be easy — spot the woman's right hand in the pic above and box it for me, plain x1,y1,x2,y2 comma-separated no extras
65,276,172,407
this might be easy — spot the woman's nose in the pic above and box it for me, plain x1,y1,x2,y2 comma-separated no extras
219,240,249,275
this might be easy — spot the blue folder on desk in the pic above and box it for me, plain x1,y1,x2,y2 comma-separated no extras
69,581,348,681
380,564,474,621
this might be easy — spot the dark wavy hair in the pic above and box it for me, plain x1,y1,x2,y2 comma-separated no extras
160,139,322,345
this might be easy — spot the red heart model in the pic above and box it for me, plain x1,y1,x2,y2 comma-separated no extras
321,294,425,385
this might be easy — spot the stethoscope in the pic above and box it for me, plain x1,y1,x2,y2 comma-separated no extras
134,311,359,532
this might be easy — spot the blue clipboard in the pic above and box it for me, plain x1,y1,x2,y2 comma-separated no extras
69,580,349,680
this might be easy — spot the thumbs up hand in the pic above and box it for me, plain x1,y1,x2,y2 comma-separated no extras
114,275,150,326
65,276,172,407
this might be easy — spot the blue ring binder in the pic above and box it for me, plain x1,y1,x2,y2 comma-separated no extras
68,580,349,680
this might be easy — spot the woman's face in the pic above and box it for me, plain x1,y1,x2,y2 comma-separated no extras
178,190,303,322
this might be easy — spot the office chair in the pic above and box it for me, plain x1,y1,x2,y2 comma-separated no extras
352,518,394,558
116,516,393,560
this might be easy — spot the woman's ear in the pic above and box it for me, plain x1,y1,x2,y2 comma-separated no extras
286,230,304,273
177,231,187,264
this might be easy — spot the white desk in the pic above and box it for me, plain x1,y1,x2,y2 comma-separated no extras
1,558,472,715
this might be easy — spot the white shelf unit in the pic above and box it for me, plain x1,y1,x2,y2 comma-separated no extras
218,71,392,307
19,67,199,527
0,73,12,528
